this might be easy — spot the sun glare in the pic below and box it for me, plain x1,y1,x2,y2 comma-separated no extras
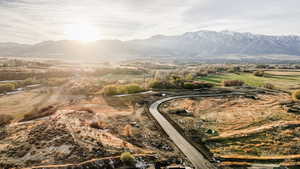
64,23,99,42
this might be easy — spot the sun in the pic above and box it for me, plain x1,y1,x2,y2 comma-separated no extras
64,23,99,42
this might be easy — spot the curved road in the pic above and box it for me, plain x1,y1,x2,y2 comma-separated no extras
149,93,244,169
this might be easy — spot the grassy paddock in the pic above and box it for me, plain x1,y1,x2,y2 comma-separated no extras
265,71,300,76
197,73,300,90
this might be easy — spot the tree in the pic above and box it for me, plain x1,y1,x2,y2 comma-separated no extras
120,152,136,166
253,70,264,77
103,85,119,95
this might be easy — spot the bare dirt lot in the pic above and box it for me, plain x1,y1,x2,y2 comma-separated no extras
0,88,61,120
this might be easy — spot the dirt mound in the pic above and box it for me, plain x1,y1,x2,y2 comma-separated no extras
0,110,149,168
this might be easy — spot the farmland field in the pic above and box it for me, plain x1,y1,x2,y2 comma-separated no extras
197,72,300,90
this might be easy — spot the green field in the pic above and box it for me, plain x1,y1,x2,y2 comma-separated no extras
197,73,300,90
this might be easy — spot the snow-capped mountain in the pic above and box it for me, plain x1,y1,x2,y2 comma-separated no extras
128,30,300,57
1,30,300,63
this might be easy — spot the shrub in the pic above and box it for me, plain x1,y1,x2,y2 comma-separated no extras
253,70,264,77
292,90,300,101
256,64,268,69
183,81,214,89
196,71,208,77
148,80,176,89
103,85,119,96
119,84,144,94
43,78,67,87
168,75,185,88
223,80,244,87
89,121,107,129
228,66,241,73
13,78,37,88
0,83,15,93
22,78,36,86
183,82,194,89
120,152,135,166
195,81,214,88
263,83,275,89
21,105,56,122
103,84,144,96
0,114,13,127
184,73,195,81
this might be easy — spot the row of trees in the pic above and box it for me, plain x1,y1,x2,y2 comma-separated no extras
149,73,214,89
0,70,73,81
0,78,37,93
103,84,144,96
93,68,145,76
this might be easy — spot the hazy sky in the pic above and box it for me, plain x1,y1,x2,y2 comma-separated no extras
0,0,299,44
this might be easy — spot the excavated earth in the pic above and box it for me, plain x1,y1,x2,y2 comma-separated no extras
0,103,188,169
159,91,300,167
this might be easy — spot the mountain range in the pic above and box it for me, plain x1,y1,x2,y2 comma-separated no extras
1,30,300,63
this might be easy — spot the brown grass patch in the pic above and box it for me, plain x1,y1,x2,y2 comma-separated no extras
223,80,244,86
0,114,13,127
21,105,57,122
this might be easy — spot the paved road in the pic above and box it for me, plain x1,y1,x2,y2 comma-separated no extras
149,93,245,169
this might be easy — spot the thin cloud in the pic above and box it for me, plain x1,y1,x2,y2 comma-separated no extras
0,0,299,44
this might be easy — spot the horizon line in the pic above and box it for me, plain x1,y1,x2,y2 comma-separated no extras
1,29,300,45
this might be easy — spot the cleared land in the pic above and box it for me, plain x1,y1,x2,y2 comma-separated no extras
160,92,300,164
0,88,60,120
0,92,188,168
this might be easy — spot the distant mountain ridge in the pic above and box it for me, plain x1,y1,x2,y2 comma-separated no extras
1,30,300,63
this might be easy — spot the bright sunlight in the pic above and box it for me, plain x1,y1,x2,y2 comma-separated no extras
64,23,99,42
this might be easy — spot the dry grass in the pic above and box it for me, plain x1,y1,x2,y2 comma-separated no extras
21,105,57,122
263,83,275,89
198,73,300,90
0,89,51,120
89,121,108,129
63,96,133,117
0,114,13,126
265,71,300,76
